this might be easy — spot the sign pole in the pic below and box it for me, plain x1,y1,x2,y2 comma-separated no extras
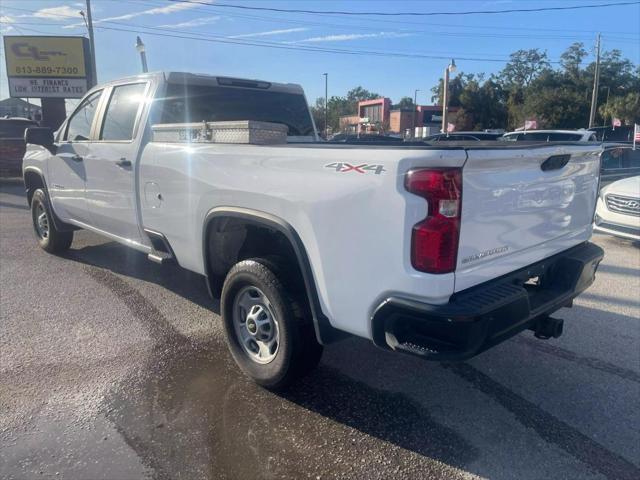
40,98,66,130
85,0,98,85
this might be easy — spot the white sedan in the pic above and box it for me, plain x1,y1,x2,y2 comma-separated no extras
594,175,640,241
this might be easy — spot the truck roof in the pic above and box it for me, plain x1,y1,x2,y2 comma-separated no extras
89,71,305,95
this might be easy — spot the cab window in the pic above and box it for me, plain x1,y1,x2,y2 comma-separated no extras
65,90,102,141
100,83,147,141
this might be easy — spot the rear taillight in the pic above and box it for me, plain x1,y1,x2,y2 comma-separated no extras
405,168,462,274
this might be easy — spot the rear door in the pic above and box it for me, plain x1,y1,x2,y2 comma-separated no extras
83,81,149,243
455,145,601,292
47,90,103,223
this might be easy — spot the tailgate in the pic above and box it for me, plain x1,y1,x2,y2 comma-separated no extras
455,144,601,292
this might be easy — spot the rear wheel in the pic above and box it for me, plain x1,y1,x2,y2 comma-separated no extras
221,258,322,389
30,189,73,253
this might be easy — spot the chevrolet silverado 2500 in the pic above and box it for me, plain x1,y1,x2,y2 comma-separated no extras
23,72,604,388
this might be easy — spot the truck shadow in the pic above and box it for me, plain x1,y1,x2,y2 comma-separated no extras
62,239,218,313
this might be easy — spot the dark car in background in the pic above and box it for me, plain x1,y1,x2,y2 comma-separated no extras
0,117,38,177
600,145,640,188
589,125,635,142
424,131,504,141
328,133,404,143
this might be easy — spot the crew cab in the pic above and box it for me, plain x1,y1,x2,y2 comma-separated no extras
23,72,604,388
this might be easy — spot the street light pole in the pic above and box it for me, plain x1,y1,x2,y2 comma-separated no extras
323,73,328,139
441,59,456,134
136,36,149,73
413,89,420,138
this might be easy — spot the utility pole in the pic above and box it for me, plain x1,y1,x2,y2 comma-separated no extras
323,73,328,139
588,33,601,128
85,0,98,86
413,89,420,138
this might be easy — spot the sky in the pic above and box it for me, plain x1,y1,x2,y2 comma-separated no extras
0,0,639,107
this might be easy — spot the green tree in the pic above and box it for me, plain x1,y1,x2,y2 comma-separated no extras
600,92,640,125
309,86,381,133
345,86,380,103
560,42,588,81
501,49,551,88
430,73,477,105
394,96,414,109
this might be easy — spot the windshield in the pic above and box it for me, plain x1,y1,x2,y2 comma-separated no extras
158,83,315,136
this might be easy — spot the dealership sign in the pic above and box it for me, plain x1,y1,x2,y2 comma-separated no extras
3,36,92,99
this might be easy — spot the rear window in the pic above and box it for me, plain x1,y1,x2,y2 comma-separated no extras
0,120,37,139
158,83,314,136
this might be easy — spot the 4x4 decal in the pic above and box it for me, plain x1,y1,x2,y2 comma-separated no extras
324,163,386,175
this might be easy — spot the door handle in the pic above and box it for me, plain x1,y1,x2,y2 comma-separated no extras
71,155,83,162
116,158,132,168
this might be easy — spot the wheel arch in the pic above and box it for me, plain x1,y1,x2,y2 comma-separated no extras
23,166,75,232
23,166,46,206
203,207,345,345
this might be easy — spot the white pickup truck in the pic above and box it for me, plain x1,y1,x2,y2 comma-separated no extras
23,72,604,388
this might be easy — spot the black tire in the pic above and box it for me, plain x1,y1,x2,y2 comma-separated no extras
221,258,323,389
30,188,73,253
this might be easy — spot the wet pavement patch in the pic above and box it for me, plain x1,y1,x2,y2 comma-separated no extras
102,341,476,480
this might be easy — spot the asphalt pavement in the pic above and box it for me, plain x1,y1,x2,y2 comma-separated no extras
1,179,639,480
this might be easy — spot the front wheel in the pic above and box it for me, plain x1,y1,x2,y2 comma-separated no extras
221,258,323,389
30,189,73,253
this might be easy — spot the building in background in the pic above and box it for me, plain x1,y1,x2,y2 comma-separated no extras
0,98,42,121
340,97,459,136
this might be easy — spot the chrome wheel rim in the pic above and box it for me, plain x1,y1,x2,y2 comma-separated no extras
34,202,49,240
232,286,279,364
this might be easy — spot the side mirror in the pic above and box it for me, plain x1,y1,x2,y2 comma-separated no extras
25,127,56,153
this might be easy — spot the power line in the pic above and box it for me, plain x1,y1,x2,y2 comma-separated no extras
3,5,638,47
168,0,640,17
0,19,530,63
1,6,635,64
130,0,640,35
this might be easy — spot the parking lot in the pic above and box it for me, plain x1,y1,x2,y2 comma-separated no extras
0,178,638,479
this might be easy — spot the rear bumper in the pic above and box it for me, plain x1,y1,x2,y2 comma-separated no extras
371,242,604,361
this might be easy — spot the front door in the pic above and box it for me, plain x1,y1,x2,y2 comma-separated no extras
48,90,103,224
83,82,148,243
